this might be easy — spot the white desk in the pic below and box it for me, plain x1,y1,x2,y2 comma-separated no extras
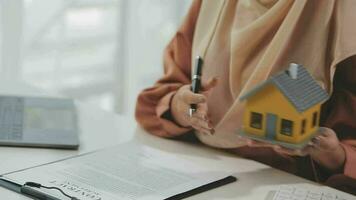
0,80,354,200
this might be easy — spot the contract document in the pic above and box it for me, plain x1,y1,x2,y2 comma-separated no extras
0,142,236,200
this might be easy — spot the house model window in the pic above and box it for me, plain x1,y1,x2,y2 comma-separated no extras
301,119,306,135
250,112,262,129
281,119,293,136
312,112,318,127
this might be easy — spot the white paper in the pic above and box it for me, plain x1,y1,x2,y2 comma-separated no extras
271,184,355,200
3,142,232,200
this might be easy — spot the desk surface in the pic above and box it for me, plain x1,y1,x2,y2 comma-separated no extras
0,80,354,200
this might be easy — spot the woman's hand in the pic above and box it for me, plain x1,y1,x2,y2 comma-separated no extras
171,77,218,135
309,127,346,171
241,127,346,171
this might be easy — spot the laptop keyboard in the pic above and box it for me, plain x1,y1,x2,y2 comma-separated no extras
271,185,352,200
0,96,24,140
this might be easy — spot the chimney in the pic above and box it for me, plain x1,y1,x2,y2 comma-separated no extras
288,63,299,79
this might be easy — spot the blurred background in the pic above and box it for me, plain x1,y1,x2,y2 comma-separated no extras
0,0,191,115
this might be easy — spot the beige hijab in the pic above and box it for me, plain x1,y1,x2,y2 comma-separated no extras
192,0,356,148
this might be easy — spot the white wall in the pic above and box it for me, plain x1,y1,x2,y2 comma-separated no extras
124,0,190,114
0,0,191,115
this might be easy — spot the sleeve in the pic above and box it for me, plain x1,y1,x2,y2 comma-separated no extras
320,56,356,180
325,174,356,196
135,0,202,137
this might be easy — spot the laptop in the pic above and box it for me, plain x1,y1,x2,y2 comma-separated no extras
0,95,79,149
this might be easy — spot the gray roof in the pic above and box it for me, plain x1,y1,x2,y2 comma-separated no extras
240,64,329,113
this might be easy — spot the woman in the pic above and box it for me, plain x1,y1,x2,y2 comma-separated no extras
135,0,356,192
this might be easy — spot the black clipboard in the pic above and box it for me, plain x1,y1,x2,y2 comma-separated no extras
0,176,237,200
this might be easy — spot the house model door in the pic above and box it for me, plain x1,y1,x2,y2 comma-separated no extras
266,113,277,139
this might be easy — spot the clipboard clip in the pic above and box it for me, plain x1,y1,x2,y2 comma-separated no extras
22,182,80,200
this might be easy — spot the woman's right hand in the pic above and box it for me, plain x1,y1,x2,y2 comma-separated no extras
171,77,219,135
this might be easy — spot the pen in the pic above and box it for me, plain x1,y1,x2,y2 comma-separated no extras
189,56,203,117
21,186,62,200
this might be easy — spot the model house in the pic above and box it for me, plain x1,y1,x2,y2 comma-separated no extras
239,63,329,146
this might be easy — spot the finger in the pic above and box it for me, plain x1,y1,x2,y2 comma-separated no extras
308,140,315,146
317,135,327,142
318,127,334,137
307,140,320,149
192,124,214,135
201,77,219,92
314,135,322,140
319,130,329,137
316,136,329,149
192,111,214,128
192,124,210,135
311,137,322,149
192,109,208,121
315,136,324,144
181,89,206,104
190,115,213,131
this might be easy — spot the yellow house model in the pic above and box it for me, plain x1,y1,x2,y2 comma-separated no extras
239,63,329,149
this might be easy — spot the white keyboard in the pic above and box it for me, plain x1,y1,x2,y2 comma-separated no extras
268,185,355,200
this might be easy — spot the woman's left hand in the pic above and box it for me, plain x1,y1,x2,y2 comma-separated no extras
240,127,346,171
